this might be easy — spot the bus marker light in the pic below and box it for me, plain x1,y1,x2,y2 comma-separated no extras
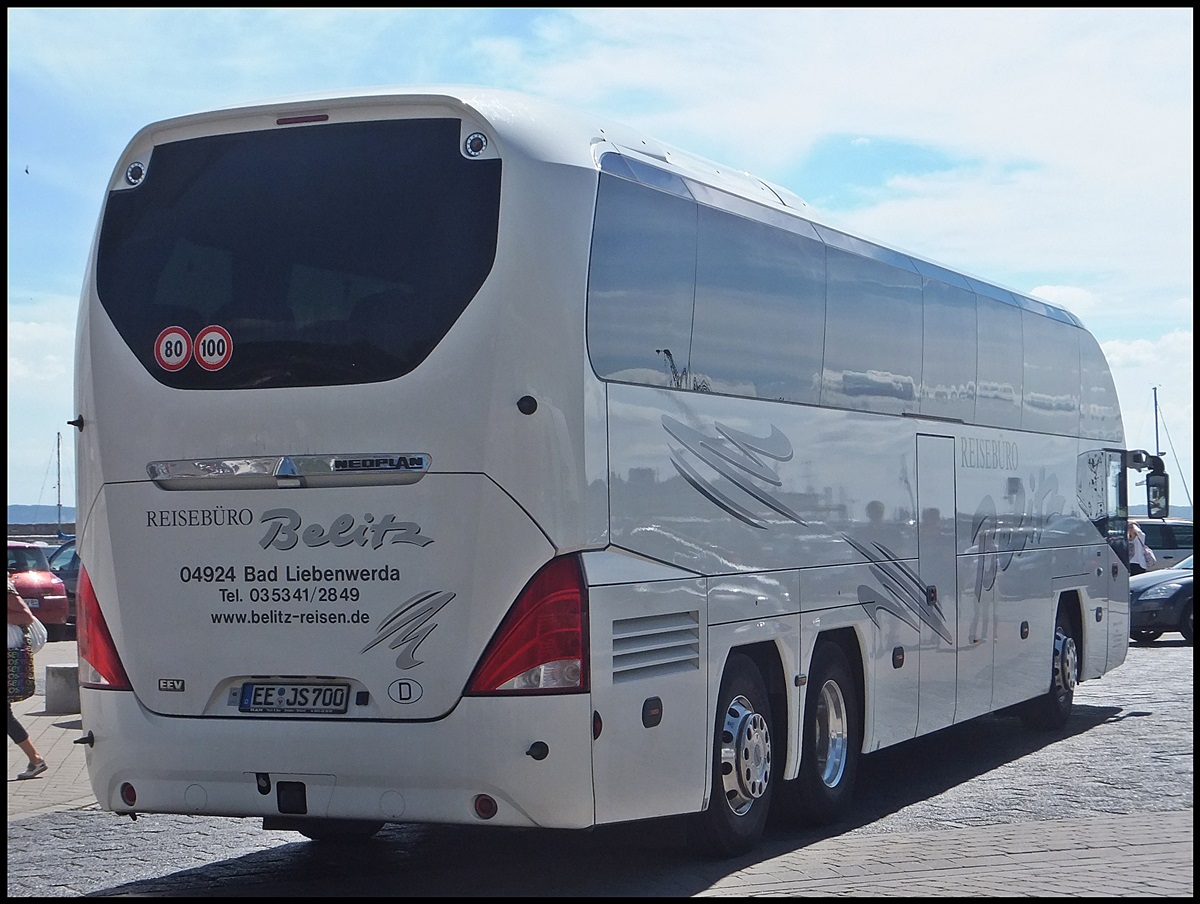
473,794,498,819
277,113,329,126
641,696,663,728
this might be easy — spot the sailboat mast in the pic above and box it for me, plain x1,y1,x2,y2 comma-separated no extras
56,431,62,532
1153,387,1162,456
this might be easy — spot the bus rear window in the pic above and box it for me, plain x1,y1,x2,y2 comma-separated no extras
96,118,501,389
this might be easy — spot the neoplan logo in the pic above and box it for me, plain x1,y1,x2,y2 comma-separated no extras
333,455,426,472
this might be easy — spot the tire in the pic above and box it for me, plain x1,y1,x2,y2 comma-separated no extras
1130,629,1164,644
296,819,385,842
687,653,775,859
778,640,860,826
1019,606,1078,731
1180,600,1193,645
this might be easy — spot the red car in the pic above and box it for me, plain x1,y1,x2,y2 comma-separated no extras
7,540,70,641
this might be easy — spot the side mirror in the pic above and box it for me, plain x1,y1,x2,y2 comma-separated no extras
1147,473,1170,519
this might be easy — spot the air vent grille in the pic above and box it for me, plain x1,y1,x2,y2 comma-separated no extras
612,611,700,683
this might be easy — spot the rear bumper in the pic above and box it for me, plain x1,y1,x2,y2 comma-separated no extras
25,594,69,625
81,687,597,829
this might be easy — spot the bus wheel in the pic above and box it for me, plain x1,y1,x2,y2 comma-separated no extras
687,653,774,859
1020,607,1078,731
296,818,385,842
783,640,859,826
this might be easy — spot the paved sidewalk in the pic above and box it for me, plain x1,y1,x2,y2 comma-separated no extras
7,641,1194,897
7,641,98,819
696,810,1194,897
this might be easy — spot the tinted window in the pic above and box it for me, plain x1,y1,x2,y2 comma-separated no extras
813,225,920,271
1139,522,1171,549
689,206,826,402
48,542,77,573
920,278,976,421
821,246,922,414
976,296,1023,428
1136,521,1193,552
585,159,1110,441
1079,331,1122,442
97,118,501,389
7,545,50,572
1022,311,1080,435
587,175,698,386
1161,523,1193,549
48,544,68,567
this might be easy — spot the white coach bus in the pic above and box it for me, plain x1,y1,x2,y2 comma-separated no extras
72,87,1165,857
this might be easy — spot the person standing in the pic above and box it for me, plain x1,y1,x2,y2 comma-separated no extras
1127,521,1151,576
8,577,48,779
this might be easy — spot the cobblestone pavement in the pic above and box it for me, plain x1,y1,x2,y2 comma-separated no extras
7,640,1193,897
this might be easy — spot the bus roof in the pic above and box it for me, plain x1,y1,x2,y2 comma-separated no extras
123,85,1081,329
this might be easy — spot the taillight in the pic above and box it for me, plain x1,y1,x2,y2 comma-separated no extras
466,555,588,694
76,566,132,690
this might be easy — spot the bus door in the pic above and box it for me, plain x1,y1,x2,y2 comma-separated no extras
1102,449,1131,670
1080,448,1134,674
915,433,958,734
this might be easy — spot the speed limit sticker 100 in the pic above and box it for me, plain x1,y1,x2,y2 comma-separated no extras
195,325,233,371
154,326,193,372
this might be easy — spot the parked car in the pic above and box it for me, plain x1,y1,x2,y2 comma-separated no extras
1133,517,1193,572
7,539,70,641
47,538,79,629
1129,554,1193,645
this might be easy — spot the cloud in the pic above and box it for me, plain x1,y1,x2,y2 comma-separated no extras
1105,331,1194,490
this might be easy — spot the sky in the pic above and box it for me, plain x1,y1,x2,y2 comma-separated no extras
7,8,1194,512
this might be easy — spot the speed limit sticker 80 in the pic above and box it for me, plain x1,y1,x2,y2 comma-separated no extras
154,326,193,372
